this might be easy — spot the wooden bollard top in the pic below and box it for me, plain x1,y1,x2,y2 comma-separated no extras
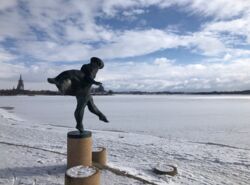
67,131,92,139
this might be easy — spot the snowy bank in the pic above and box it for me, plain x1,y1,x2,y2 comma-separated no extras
0,106,249,185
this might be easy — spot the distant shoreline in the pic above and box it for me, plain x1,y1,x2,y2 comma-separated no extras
1,89,250,96
114,90,250,95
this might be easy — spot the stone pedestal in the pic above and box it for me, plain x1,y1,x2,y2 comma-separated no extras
67,131,92,169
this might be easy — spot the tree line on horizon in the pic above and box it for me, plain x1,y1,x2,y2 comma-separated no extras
0,88,250,96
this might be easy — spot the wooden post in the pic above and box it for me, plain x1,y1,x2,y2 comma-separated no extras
65,165,100,185
92,147,107,166
67,131,92,169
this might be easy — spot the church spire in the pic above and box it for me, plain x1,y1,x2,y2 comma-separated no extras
17,74,24,91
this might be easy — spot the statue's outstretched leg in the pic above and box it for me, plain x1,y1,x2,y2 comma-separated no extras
87,95,109,122
74,96,88,132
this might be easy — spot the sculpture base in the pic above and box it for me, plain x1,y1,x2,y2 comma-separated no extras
67,130,92,169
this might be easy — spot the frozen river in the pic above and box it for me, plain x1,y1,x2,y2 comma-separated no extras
0,95,249,149
0,95,250,185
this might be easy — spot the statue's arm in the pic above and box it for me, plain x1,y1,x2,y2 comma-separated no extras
81,64,102,85
87,95,109,122
85,76,102,85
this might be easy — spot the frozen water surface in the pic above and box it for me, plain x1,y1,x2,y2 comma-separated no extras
0,95,249,148
0,95,249,184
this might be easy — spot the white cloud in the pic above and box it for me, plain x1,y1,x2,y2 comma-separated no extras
0,48,16,62
185,32,226,56
17,41,93,62
93,29,183,59
1,56,250,92
0,0,17,11
0,9,29,40
99,58,250,92
203,15,250,44
122,8,145,17
0,0,248,62
153,57,174,65
223,53,232,61
100,0,250,20
183,0,250,20
0,0,249,92
13,26,230,62
204,18,248,33
0,61,81,90
101,0,149,17
0,61,25,79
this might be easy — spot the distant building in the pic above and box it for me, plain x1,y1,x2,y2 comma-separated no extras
16,75,24,90
91,84,106,94
96,84,105,92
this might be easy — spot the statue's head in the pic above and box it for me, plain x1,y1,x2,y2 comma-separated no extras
90,57,104,69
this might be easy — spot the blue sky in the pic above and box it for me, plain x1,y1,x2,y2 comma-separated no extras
0,0,250,92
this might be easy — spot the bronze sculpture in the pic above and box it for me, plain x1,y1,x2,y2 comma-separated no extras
47,57,109,132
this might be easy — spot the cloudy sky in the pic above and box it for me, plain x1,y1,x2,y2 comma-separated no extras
0,0,250,92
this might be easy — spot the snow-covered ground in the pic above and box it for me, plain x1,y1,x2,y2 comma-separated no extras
0,95,250,184
0,108,146,185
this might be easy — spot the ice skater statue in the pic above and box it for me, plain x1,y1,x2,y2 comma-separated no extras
47,57,109,133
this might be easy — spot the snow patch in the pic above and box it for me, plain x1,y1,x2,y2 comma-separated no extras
66,165,96,178
93,147,104,152
0,108,24,122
